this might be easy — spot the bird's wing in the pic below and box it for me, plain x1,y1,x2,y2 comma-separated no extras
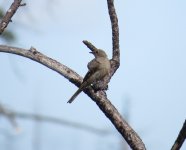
83,71,92,82
87,59,100,71
84,59,101,83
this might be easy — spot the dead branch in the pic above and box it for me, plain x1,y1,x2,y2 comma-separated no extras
0,0,25,34
0,103,18,129
171,120,186,150
0,0,147,149
0,102,110,135
0,44,145,150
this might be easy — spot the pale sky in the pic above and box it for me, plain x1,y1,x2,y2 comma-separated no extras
0,0,186,150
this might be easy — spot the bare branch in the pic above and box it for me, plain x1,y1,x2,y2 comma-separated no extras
171,120,186,150
83,40,97,52
0,102,110,135
0,103,18,130
107,0,120,63
85,0,120,91
84,0,120,79
0,0,146,149
0,0,25,34
106,0,120,81
0,45,146,150
91,93,146,150
15,112,110,135
0,45,82,85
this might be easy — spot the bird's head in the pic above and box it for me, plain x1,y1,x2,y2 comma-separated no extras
90,49,107,58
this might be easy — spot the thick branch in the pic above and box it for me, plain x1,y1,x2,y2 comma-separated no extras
171,120,186,150
0,0,24,34
0,45,146,150
0,45,82,85
88,90,146,150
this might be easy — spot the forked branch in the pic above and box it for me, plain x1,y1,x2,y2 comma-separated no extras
0,0,147,150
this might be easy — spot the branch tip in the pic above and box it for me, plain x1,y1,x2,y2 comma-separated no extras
20,3,26,7
29,46,37,54
82,40,97,52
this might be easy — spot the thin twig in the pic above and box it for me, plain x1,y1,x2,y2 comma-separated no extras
171,120,186,150
15,112,110,135
0,0,24,34
0,103,18,130
0,102,110,135
83,40,97,52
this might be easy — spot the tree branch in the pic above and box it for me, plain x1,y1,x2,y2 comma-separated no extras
171,120,186,150
0,45,146,150
0,103,18,130
0,0,147,149
83,40,97,52
107,0,120,86
0,45,82,85
0,103,109,135
107,0,120,63
85,0,120,91
16,112,110,135
0,0,25,34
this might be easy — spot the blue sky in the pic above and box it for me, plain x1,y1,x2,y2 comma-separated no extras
0,0,186,150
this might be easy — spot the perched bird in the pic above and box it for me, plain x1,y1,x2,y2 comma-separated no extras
67,49,110,103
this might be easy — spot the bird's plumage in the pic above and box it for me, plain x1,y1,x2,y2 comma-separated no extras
67,49,110,103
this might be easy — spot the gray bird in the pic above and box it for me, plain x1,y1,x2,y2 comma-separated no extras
67,49,110,103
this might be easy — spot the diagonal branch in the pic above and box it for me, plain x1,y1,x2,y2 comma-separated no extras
0,45,146,150
83,40,97,52
171,120,186,150
0,0,25,34
0,102,110,135
0,0,146,149
0,45,82,85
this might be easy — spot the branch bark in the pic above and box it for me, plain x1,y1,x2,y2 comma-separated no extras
0,44,146,150
0,0,24,34
171,120,186,150
107,0,120,63
0,0,147,149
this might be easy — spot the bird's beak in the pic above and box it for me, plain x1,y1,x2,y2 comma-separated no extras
89,51,94,54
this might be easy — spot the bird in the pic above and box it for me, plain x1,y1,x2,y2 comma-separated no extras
67,49,110,103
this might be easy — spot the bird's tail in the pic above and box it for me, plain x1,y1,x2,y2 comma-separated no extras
67,85,84,103
67,74,93,103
